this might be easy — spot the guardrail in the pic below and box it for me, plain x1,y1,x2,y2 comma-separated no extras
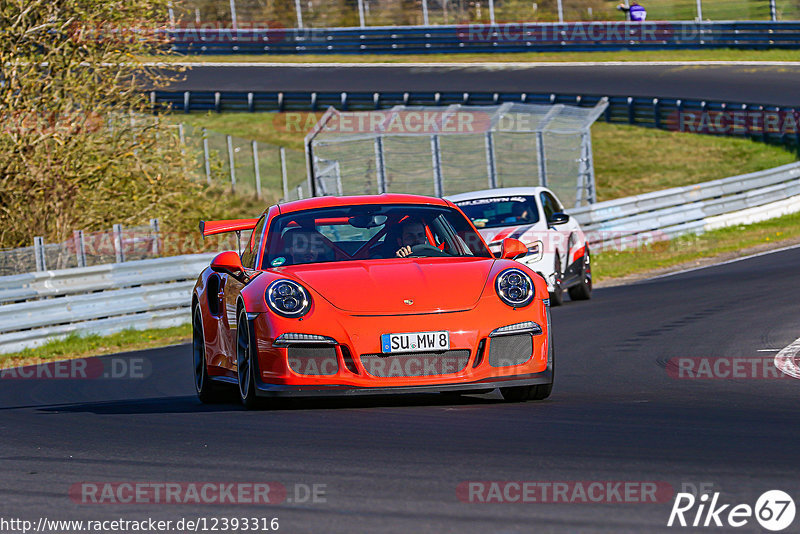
152,90,800,147
166,21,800,54
0,254,215,355
568,161,800,250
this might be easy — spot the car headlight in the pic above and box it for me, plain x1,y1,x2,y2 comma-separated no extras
495,268,535,308
266,279,311,318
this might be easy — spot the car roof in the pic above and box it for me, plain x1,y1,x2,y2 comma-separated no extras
446,187,550,203
275,194,451,215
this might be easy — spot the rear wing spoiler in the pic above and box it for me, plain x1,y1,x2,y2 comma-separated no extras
199,219,260,238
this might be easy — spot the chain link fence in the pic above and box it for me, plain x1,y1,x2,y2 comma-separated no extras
306,101,608,209
175,0,799,28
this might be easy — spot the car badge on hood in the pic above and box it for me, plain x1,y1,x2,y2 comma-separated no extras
404,299,413,305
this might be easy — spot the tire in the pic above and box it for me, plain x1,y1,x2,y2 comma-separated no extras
500,385,531,402
549,252,564,307
192,306,226,404
568,248,592,301
236,308,262,410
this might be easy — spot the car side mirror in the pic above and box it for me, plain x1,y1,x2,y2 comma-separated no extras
549,212,570,226
210,251,246,282
500,238,528,260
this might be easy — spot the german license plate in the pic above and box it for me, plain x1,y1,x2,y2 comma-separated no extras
381,331,450,354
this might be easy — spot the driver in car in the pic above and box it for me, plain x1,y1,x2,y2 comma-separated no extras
284,228,331,264
395,219,428,258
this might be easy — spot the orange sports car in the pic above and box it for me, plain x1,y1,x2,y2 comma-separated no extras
192,194,553,408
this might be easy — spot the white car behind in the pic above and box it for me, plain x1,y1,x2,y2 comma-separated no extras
448,187,592,305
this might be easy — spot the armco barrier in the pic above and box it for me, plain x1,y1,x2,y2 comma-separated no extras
166,21,800,55
0,254,215,354
568,161,800,250
151,90,800,147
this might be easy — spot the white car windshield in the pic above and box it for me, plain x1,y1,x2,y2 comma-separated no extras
455,196,540,229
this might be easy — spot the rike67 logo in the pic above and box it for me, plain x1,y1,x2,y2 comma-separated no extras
668,490,796,531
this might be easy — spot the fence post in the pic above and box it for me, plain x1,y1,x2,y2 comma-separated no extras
422,0,430,25
74,231,87,268
557,0,564,23
150,218,160,256
695,0,703,20
770,0,777,20
33,236,47,272
202,128,212,185
113,224,125,263
296,185,304,200
358,0,366,27
431,135,444,197
484,131,498,188
536,131,548,188
488,0,496,24
375,136,387,193
295,0,304,28
229,0,238,30
280,147,289,201
252,140,262,199
226,135,237,192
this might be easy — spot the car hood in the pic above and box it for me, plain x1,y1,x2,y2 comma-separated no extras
283,258,495,314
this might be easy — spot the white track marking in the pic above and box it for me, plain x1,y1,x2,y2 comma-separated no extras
758,349,781,352
775,337,800,379
646,242,800,281
146,61,800,68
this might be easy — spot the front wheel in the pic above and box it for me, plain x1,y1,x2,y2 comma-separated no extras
568,248,592,301
236,308,262,410
193,306,226,403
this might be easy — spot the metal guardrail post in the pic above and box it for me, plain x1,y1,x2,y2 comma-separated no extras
226,135,237,192
488,0,496,25
280,147,289,201
252,140,262,199
357,0,366,28
422,0,429,26
484,131,498,188
375,136,387,193
74,231,86,268
150,219,160,256
183,91,190,113
33,237,46,272
229,0,238,30
536,131,548,188
294,0,303,28
202,128,212,185
431,134,444,197
770,0,777,21
696,0,703,21
113,224,125,263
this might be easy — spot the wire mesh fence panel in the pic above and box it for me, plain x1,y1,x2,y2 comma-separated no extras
493,132,541,188
177,0,798,25
543,131,584,207
439,134,493,195
0,247,37,277
383,136,439,196
313,138,380,195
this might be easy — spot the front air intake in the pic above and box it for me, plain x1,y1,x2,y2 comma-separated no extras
287,346,339,376
487,334,533,367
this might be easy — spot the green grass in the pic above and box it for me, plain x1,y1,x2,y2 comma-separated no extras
151,49,800,64
593,211,800,281
0,325,191,369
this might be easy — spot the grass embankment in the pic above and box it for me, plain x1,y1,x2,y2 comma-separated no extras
152,49,800,64
0,325,191,369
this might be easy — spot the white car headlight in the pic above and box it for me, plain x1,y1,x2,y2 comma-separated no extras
495,268,535,308
266,279,311,318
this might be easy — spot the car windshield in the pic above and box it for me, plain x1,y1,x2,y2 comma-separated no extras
262,204,492,268
455,196,540,229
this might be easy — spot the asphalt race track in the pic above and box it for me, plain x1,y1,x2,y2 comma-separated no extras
2,246,799,532
168,63,800,106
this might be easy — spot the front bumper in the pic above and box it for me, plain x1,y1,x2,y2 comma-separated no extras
246,297,551,396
